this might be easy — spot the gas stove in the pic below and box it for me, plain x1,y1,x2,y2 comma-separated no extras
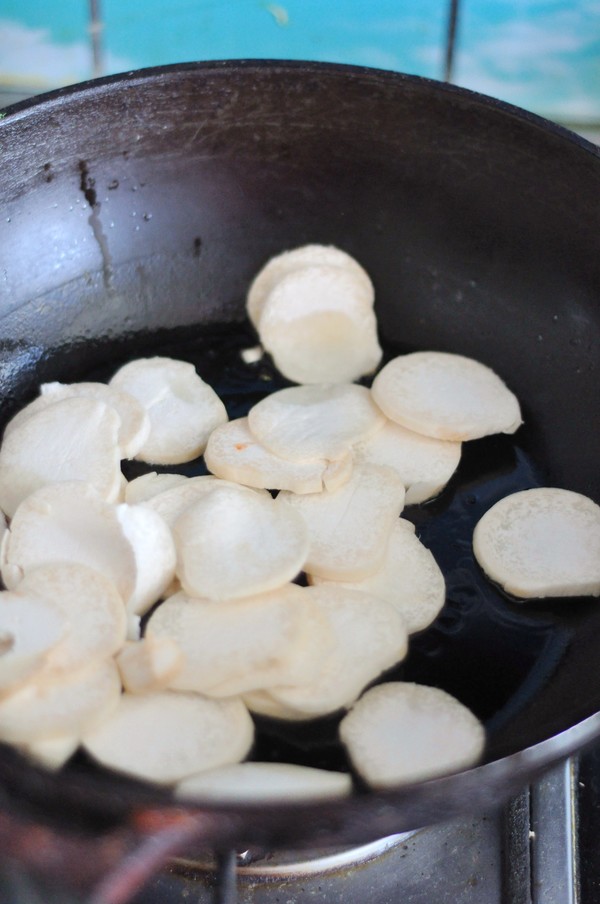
2,748,594,904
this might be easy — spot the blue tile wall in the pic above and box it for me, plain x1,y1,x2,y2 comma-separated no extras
0,0,598,124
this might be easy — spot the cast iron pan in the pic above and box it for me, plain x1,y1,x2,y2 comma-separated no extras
0,60,599,897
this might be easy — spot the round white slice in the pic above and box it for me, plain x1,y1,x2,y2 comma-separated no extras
1,482,175,617
22,734,80,770
115,503,177,616
146,584,331,696
309,519,446,634
473,487,600,598
353,417,462,505
0,397,122,518
3,381,151,460
137,475,262,529
276,463,405,581
125,472,189,505
109,356,228,465
116,636,184,694
204,417,353,494
0,591,69,693
247,243,375,328
16,563,127,673
258,265,382,384
177,762,352,803
371,351,522,441
0,658,121,744
82,691,254,785
339,682,485,788
242,689,315,721
248,383,385,463
268,586,409,718
173,483,309,600
1,482,132,593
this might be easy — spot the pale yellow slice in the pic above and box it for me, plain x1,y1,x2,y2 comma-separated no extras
246,243,374,328
473,487,600,598
309,518,446,634
82,691,254,784
276,463,405,580
146,584,331,696
248,383,385,463
258,265,382,384
267,586,409,718
353,417,461,504
0,590,69,694
22,734,80,770
110,356,228,464
173,483,308,600
116,636,184,694
0,658,121,744
339,682,485,787
1,482,176,618
0,397,122,518
371,351,522,441
3,381,151,460
17,563,127,674
125,472,189,505
177,762,352,802
137,474,261,529
204,416,352,494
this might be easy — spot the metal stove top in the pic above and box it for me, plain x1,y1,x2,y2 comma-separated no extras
127,754,587,904
1,747,599,903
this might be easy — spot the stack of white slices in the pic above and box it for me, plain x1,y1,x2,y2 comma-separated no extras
0,244,598,800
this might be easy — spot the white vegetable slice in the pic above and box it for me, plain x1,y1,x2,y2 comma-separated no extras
0,658,121,744
109,357,228,465
276,463,405,581
146,584,331,696
371,351,522,441
173,484,309,600
16,563,127,673
137,475,262,529
0,397,122,518
247,243,375,328
116,636,184,694
115,503,177,616
22,734,79,770
82,691,254,784
309,519,446,634
4,382,151,460
258,265,382,384
125,471,189,505
339,682,485,787
1,482,128,591
176,762,352,803
242,689,314,721
473,487,600,598
0,591,69,693
248,383,385,463
267,586,409,718
204,417,353,494
1,482,175,617
353,417,462,505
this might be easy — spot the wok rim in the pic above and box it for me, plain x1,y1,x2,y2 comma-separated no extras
1,57,598,160
0,58,599,844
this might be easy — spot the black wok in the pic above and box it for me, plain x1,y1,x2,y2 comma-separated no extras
0,60,599,897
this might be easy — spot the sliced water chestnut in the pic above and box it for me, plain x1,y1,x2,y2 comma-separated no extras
473,487,600,598
371,351,522,441
339,682,485,787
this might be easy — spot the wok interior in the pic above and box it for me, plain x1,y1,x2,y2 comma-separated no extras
0,62,599,839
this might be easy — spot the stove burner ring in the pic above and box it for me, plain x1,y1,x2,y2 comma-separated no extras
173,831,416,878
